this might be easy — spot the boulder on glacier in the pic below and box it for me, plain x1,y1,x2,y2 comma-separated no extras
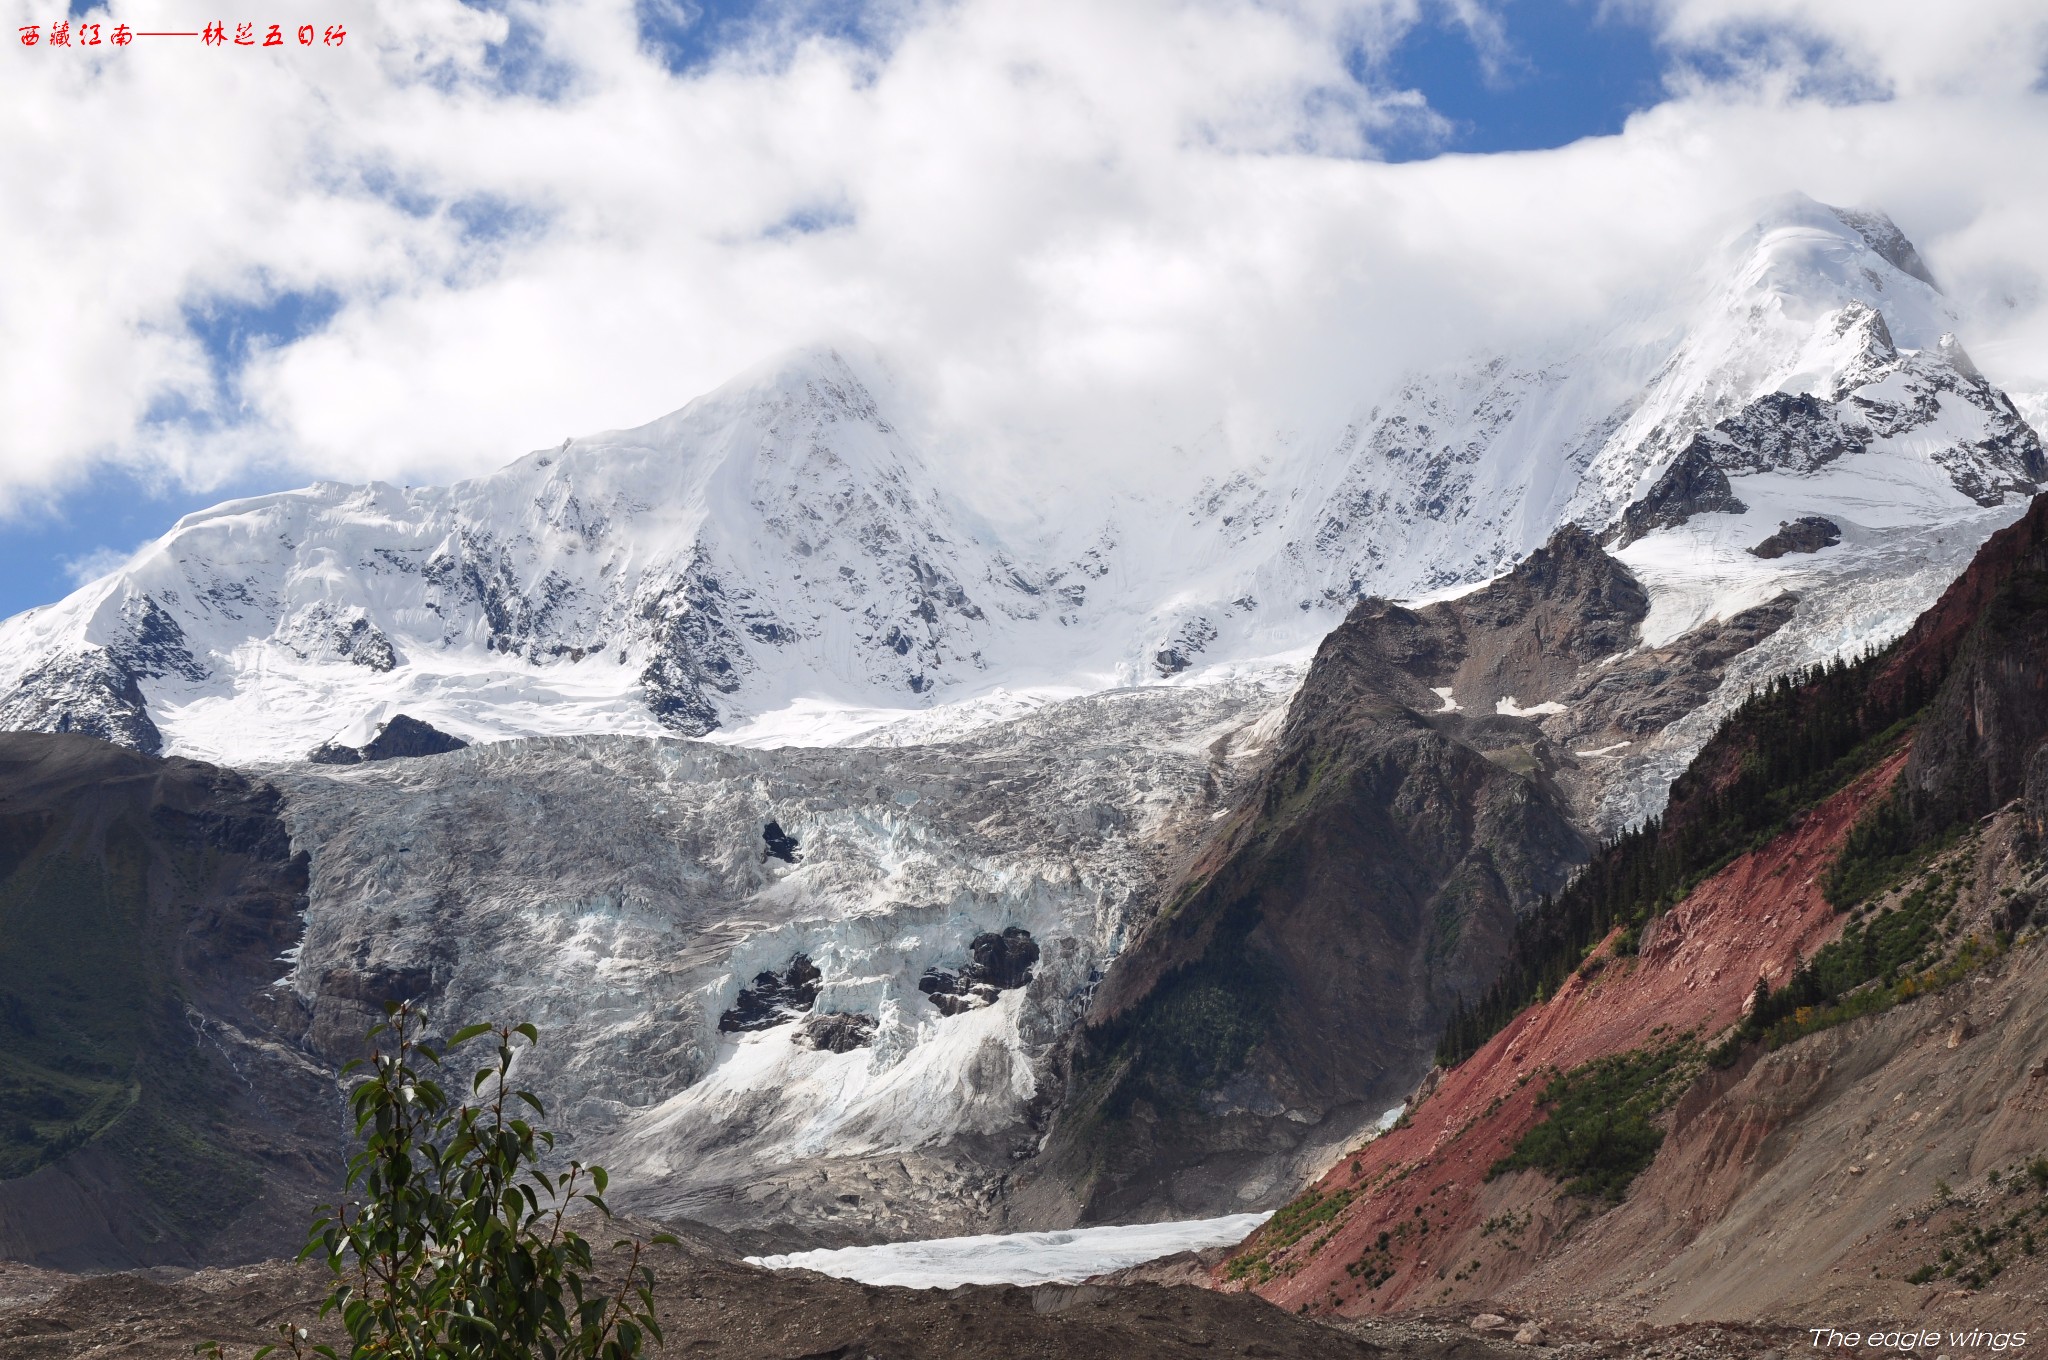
761,820,802,864
1749,516,1842,559
719,955,824,1033
920,927,1041,1014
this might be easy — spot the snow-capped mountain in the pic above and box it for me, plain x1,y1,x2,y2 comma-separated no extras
5,193,2047,1255
0,195,2038,771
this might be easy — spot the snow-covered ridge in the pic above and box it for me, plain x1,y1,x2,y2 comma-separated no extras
0,195,2038,764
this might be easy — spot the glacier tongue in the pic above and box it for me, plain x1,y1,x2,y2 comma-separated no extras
746,1213,1275,1288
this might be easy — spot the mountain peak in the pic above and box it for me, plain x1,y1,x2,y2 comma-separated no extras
1827,204,1939,290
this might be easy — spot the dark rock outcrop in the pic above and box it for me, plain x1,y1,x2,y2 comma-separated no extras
0,648,164,755
795,1012,878,1053
970,926,1041,988
1018,531,1624,1225
0,733,334,1269
762,821,801,864
1610,320,2043,546
333,616,398,671
361,715,468,760
0,596,215,757
308,714,468,765
1881,493,2048,835
1832,205,1939,288
720,955,823,1033
920,927,1040,1016
1609,440,1747,548
1153,618,1219,677
1749,516,1841,559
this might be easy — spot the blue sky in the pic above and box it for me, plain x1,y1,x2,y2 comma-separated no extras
0,0,1672,622
1374,0,1666,159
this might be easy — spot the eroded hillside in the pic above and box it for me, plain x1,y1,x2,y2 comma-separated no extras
1220,490,2048,1329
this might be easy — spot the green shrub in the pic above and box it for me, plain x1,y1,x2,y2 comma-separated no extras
206,1004,670,1360
1489,1040,1698,1202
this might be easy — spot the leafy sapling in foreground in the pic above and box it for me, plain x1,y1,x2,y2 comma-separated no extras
204,1004,672,1360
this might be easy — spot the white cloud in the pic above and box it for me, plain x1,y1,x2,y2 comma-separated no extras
1,0,2046,519
60,542,139,586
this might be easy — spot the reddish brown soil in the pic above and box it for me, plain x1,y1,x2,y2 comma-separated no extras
1227,747,1910,1318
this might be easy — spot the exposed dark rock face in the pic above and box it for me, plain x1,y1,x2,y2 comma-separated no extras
0,733,334,1269
920,927,1040,1016
333,617,397,671
972,927,1041,987
1609,440,1747,548
1546,595,1799,756
1019,531,1631,1225
362,715,467,760
1153,618,1219,677
719,955,823,1033
307,714,468,765
0,598,210,758
302,964,438,1062
1712,392,1861,474
0,649,164,755
637,551,753,737
762,821,801,864
795,1012,878,1053
1832,205,1940,288
1883,494,2048,836
1749,516,1842,559
109,596,208,685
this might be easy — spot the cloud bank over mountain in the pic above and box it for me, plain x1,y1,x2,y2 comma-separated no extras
1,0,2045,518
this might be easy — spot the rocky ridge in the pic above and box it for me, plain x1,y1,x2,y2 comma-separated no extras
1011,526,1799,1227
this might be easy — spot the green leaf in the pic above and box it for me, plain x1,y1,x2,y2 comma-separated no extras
286,1012,666,1360
450,1022,495,1046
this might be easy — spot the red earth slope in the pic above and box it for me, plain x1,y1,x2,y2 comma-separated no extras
1222,747,1907,1317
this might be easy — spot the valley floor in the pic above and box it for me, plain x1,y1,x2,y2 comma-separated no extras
0,1247,1830,1360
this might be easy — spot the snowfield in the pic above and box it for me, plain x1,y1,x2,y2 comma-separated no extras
747,1213,1275,1288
